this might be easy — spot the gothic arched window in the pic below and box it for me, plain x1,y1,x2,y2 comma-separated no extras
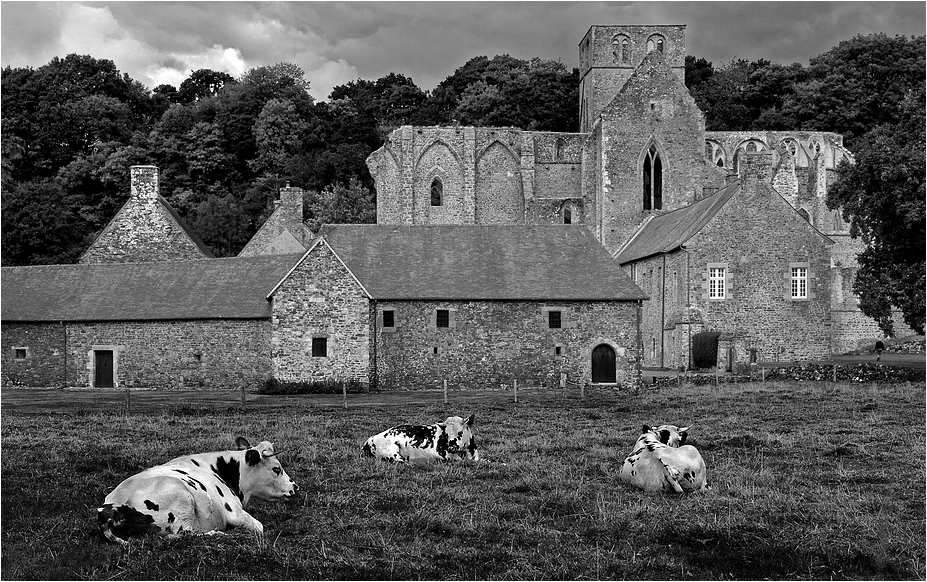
621,39,630,63
798,208,810,223
555,139,564,160
646,35,665,53
643,145,663,211
430,178,443,206
564,204,573,224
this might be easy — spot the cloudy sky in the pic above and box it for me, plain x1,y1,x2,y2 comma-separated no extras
2,1,924,101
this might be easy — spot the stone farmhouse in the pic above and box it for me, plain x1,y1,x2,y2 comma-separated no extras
2,167,645,389
1,23,899,390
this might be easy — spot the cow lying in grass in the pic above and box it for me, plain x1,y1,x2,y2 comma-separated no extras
97,437,296,544
363,414,480,463
619,424,709,494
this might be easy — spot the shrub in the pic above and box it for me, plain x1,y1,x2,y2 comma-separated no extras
258,377,368,395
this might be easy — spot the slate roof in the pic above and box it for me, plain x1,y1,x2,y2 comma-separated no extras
314,224,647,301
614,182,741,264
157,196,216,258
1,254,301,322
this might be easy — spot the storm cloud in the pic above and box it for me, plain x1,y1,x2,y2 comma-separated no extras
1,1,923,101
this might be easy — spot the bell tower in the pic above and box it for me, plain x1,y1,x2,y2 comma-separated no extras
578,25,687,132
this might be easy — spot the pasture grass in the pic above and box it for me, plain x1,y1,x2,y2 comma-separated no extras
2,381,925,580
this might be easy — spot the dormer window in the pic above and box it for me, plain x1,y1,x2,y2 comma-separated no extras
430,178,443,206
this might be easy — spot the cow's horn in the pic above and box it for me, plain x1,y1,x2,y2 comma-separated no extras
263,449,282,457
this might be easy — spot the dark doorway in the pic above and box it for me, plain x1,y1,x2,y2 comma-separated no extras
591,344,616,383
94,350,114,387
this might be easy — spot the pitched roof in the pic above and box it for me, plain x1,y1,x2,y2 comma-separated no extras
312,224,646,301
614,182,740,264
156,196,216,258
1,254,301,322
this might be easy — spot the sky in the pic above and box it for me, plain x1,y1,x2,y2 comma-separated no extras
1,1,924,102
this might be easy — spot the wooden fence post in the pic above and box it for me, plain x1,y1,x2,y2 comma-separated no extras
514,379,518,403
443,379,448,404
343,382,347,409
125,386,130,415
715,366,719,388
761,366,765,383
241,384,246,406
833,364,837,383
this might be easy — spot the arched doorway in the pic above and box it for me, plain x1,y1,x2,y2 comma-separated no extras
591,344,616,383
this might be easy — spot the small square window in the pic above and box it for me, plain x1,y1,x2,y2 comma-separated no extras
311,337,328,357
14,348,26,360
548,311,562,329
382,310,395,328
433,347,439,355
436,309,449,328
555,346,562,356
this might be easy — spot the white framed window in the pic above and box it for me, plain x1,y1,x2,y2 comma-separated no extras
791,265,808,299
708,266,726,299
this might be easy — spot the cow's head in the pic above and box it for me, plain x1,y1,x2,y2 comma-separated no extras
642,424,690,447
442,414,477,458
235,437,297,503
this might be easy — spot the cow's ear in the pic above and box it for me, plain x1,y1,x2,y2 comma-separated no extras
235,437,252,450
245,449,261,466
679,431,688,446
641,424,652,434
659,430,671,444
466,414,475,427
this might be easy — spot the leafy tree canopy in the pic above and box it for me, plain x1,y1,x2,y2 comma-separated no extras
826,87,926,335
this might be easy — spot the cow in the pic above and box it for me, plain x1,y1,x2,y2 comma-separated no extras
97,437,296,545
362,414,480,463
618,424,709,494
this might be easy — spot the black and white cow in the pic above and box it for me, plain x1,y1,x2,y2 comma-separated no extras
363,415,480,463
97,437,296,544
618,424,708,494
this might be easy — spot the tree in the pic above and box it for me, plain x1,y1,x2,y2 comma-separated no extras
304,177,376,232
186,193,250,257
178,69,235,103
1,180,85,265
777,33,925,148
826,87,926,335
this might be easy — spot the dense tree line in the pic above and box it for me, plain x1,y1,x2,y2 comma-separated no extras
2,34,924,334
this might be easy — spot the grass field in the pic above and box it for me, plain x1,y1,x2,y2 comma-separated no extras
2,381,924,580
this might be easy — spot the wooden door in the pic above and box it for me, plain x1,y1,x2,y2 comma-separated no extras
94,350,114,387
591,344,616,383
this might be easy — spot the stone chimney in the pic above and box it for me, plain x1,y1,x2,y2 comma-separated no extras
130,165,160,202
739,152,774,187
278,182,305,241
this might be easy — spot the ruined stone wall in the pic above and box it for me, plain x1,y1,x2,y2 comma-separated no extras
373,299,639,390
579,25,687,132
2,319,271,389
598,53,705,254
271,241,370,384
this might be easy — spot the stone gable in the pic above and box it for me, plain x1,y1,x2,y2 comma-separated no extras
79,166,212,264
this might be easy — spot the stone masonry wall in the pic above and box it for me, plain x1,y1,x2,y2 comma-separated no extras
238,185,307,257
1,323,66,387
686,155,833,362
3,319,271,389
373,300,640,390
80,166,209,264
271,240,370,384
598,52,705,254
